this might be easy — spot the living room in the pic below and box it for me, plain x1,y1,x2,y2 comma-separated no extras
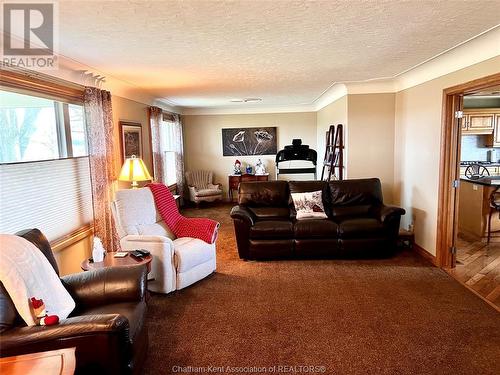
0,1,499,374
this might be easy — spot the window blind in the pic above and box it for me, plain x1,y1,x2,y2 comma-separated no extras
0,157,93,242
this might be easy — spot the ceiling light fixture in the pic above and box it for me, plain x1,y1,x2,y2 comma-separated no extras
243,98,262,103
230,99,244,103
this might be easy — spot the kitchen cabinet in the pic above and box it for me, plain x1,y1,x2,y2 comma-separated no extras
490,114,500,147
462,109,496,134
458,180,500,240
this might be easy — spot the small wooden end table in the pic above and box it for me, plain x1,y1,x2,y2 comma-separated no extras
228,173,269,201
0,347,76,375
81,253,152,272
398,229,415,249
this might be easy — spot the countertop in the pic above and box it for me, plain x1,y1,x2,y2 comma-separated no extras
460,176,500,186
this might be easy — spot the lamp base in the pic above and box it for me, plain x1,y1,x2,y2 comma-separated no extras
131,180,139,189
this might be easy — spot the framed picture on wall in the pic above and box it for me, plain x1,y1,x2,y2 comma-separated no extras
120,121,143,161
221,127,277,156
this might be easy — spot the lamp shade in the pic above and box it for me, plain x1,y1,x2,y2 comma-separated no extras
118,155,152,187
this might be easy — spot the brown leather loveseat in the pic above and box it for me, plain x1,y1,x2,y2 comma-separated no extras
0,229,148,374
230,178,405,260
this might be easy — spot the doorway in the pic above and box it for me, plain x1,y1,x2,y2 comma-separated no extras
437,72,500,309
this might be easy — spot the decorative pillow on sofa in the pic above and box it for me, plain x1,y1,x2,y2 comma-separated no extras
291,191,328,220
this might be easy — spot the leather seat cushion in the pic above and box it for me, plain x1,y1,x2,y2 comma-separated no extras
174,237,215,272
249,207,290,220
195,188,222,197
250,220,293,239
294,219,338,238
338,218,385,238
80,301,146,348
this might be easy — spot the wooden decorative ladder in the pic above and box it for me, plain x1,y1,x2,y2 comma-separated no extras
320,124,344,181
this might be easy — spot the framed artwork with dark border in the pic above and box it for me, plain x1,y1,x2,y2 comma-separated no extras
222,127,277,156
119,121,143,162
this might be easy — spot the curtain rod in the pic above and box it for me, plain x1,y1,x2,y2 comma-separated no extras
1,62,87,90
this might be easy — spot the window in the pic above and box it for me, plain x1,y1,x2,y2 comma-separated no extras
160,117,177,186
0,88,92,242
0,90,87,163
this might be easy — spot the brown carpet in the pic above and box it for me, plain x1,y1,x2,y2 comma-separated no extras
144,203,500,375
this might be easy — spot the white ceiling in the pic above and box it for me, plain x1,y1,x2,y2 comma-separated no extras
57,0,500,110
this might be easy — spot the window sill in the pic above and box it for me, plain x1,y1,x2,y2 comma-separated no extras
51,224,93,253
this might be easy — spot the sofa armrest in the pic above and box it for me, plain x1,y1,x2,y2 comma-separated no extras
230,206,256,260
230,206,256,226
120,235,176,294
0,314,129,354
373,205,406,223
62,265,147,310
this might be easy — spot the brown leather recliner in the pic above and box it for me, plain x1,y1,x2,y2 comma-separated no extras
230,178,405,260
0,229,148,375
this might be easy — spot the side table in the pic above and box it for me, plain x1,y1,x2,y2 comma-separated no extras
0,348,76,375
228,173,269,201
81,253,152,272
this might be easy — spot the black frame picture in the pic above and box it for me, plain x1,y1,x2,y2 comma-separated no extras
119,121,143,162
222,127,277,156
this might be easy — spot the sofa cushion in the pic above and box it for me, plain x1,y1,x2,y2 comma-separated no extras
250,221,293,239
239,181,289,207
294,219,338,238
338,218,385,239
113,188,161,237
136,222,175,238
249,207,290,220
328,178,383,207
195,188,222,197
173,237,215,273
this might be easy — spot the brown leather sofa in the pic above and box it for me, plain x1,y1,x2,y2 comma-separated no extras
230,178,405,260
0,229,148,374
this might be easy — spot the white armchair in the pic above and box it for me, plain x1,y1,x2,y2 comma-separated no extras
185,170,223,205
111,187,216,293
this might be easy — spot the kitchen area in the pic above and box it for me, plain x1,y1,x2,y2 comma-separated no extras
458,94,500,242
455,90,500,306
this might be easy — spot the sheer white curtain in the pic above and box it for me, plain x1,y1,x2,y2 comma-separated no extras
161,113,185,197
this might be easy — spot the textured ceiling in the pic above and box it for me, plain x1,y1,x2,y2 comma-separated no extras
57,0,500,109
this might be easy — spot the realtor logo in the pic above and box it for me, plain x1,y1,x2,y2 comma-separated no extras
2,1,58,69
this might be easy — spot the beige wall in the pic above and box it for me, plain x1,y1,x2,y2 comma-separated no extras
347,94,395,203
55,95,154,275
394,56,500,256
316,96,348,177
112,95,153,189
182,112,317,195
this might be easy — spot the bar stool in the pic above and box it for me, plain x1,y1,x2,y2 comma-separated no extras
487,187,500,243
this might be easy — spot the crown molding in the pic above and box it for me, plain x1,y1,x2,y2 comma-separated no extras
394,25,500,92
181,103,316,116
4,25,498,116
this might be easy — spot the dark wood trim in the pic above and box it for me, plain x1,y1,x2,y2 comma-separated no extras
0,68,84,103
413,244,437,266
436,72,500,269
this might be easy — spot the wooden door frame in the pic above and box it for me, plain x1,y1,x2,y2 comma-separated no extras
436,72,500,268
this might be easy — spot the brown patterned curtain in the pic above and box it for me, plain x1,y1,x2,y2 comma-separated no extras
149,106,164,183
84,87,120,252
171,113,185,197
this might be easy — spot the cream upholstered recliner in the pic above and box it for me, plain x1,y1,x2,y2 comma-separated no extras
111,187,216,294
185,170,223,205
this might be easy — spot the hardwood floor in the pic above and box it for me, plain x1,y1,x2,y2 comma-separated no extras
448,237,500,309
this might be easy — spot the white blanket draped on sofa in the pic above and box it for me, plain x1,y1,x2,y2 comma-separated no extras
0,234,75,326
